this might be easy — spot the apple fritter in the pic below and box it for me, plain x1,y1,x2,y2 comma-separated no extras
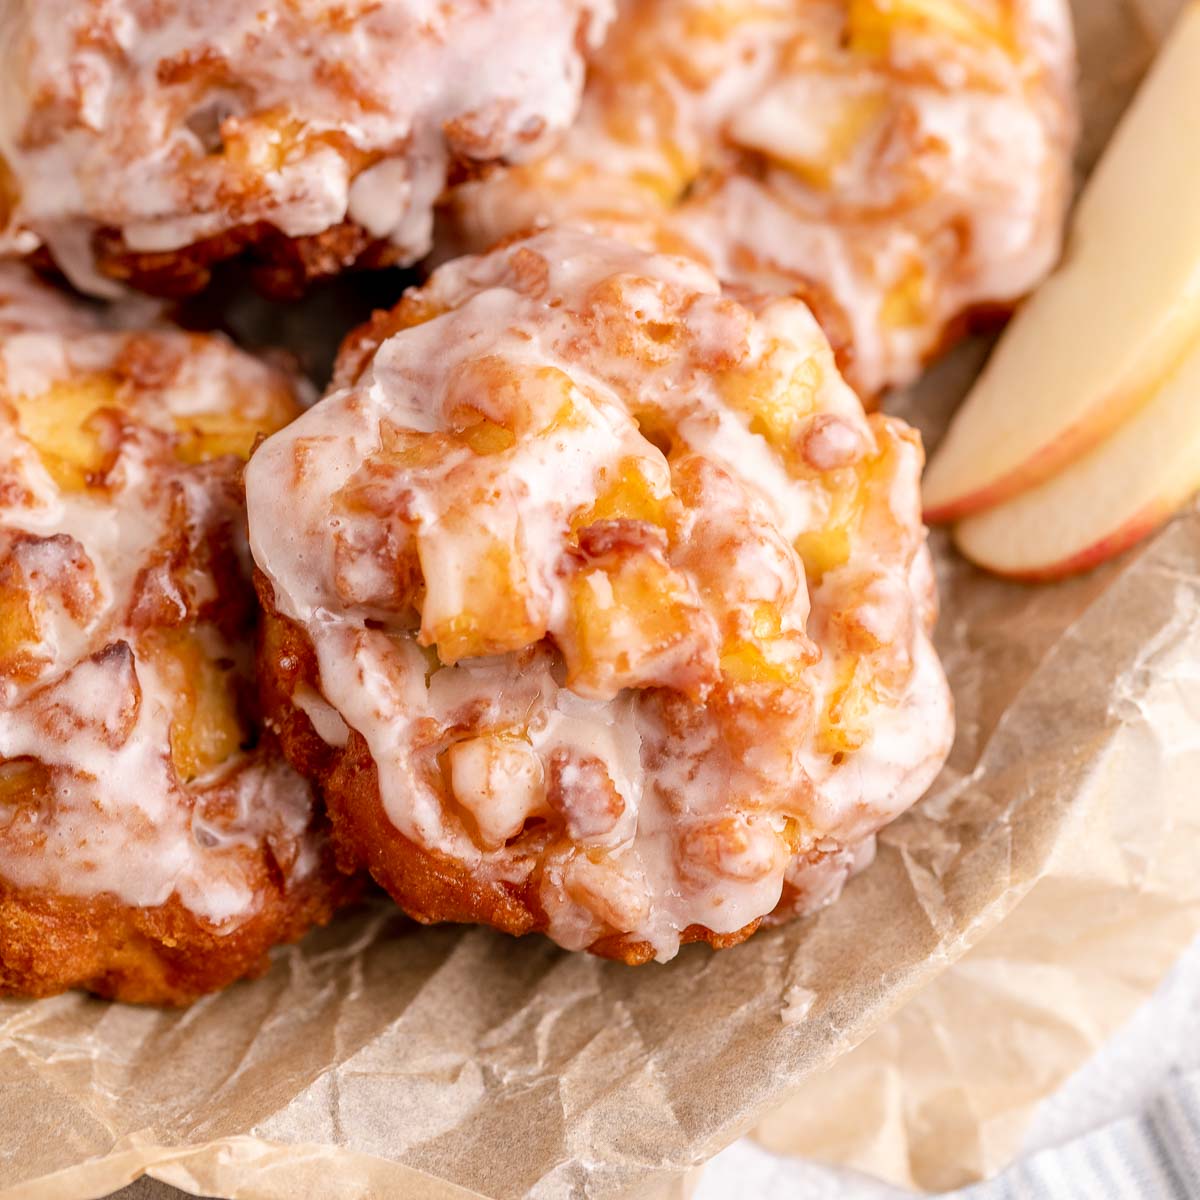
445,0,1077,398
0,0,611,297
248,229,953,964
0,265,353,1005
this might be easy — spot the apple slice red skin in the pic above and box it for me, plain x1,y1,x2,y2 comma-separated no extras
954,499,1179,583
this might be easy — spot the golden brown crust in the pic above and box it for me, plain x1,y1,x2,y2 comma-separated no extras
93,221,404,299
0,821,355,1005
257,572,756,964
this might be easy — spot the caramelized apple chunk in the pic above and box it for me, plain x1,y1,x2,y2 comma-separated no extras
846,0,1014,56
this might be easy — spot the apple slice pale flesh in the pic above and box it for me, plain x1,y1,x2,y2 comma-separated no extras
923,3,1200,522
953,334,1200,580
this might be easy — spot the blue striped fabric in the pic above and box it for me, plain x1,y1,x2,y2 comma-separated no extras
968,1071,1200,1200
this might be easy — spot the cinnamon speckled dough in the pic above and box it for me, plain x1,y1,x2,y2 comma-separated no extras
445,0,1077,398
247,229,953,964
0,266,353,1005
0,0,613,297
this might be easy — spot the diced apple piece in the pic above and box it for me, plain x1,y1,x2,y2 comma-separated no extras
172,385,297,464
563,553,714,699
924,5,1200,521
571,456,668,530
13,375,120,490
719,603,807,686
847,0,1012,55
819,656,878,757
417,524,546,665
953,335,1200,580
453,417,516,457
729,79,886,190
0,587,40,679
794,523,853,583
221,107,308,173
718,355,821,455
564,852,650,933
445,734,546,849
0,756,49,799
141,630,244,781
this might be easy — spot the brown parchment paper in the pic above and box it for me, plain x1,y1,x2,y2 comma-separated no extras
753,638,1200,1193
752,1,1200,1188
2,3,1198,1198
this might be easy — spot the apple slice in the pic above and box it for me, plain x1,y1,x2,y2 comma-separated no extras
923,4,1200,522
952,335,1200,580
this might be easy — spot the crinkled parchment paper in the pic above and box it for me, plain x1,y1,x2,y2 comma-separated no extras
754,0,1200,1187
2,3,1197,1197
